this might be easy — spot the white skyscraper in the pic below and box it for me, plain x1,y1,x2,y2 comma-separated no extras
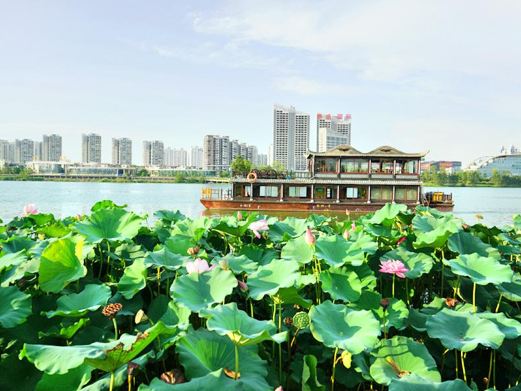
33,141,42,161
189,146,203,169
82,133,102,163
203,135,231,171
143,140,164,167
14,139,35,164
316,113,352,152
42,134,62,161
173,148,188,167
112,138,132,165
273,105,310,172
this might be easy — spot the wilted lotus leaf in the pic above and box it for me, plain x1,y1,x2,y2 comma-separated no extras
74,208,143,243
369,336,441,385
246,260,299,300
20,322,168,374
202,303,279,346
448,254,513,285
171,268,237,312
46,284,111,318
426,309,504,352
309,300,380,354
0,285,32,328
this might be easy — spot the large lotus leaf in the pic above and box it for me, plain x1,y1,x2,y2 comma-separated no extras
2,235,36,254
177,328,268,388
20,322,168,374
46,284,111,318
74,208,143,243
269,217,308,242
202,303,278,346
39,318,90,340
35,364,92,391
319,267,362,302
381,248,434,279
172,218,210,242
1,257,39,287
281,235,315,265
374,298,409,331
369,203,408,225
164,233,195,256
171,268,237,312
315,235,374,267
426,308,504,352
117,259,148,299
217,254,258,274
144,247,188,271
309,300,380,354
448,231,500,259
478,312,521,339
369,336,441,385
499,273,521,301
240,245,277,266
39,238,87,293
448,254,513,285
247,260,299,300
412,214,462,249
277,286,313,309
389,374,472,391
0,250,27,272
301,354,326,391
0,285,32,328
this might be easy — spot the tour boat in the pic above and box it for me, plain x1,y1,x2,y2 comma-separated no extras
200,145,454,213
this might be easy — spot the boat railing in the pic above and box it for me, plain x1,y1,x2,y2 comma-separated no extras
201,188,232,200
425,191,453,203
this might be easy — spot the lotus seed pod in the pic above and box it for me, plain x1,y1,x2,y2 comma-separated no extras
102,302,123,318
292,311,310,329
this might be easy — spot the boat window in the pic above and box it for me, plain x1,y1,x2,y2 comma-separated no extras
394,187,418,201
340,159,369,173
316,158,337,173
406,188,418,200
403,160,418,174
371,186,393,201
259,186,279,197
288,186,308,198
345,187,359,198
371,160,394,174
395,187,406,201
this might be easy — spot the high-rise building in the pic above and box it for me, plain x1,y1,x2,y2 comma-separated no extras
273,105,310,172
112,138,132,165
14,139,35,164
203,135,231,171
164,147,188,167
268,144,274,166
0,140,14,163
42,134,62,161
316,113,352,152
257,154,268,166
189,146,203,169
246,145,258,165
82,133,102,163
143,140,164,167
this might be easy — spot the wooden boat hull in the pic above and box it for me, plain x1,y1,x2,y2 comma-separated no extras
200,199,454,213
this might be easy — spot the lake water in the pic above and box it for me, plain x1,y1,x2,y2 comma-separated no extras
0,181,520,227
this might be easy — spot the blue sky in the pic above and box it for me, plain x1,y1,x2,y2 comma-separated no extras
1,0,520,165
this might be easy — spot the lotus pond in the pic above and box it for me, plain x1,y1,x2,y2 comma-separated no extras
2,201,521,390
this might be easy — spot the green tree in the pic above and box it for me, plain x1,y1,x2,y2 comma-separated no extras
230,156,252,176
490,169,505,187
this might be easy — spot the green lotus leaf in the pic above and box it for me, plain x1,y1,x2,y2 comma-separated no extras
369,336,441,385
498,273,521,301
74,208,143,243
39,238,87,293
20,322,168,374
35,364,92,391
315,234,374,267
154,209,185,223
309,300,380,354
202,303,278,346
118,259,148,299
276,286,312,309
381,248,434,279
426,308,504,352
1,256,39,287
448,231,500,259
319,267,362,302
281,235,315,265
412,214,462,249
177,328,269,388
269,217,308,242
301,354,326,391
448,254,513,285
171,268,237,312
2,235,36,254
46,284,112,318
217,253,258,274
172,218,210,242
478,312,521,339
144,247,189,271
0,285,32,328
0,250,27,272
247,260,299,300
375,298,409,331
369,203,408,225
39,318,90,340
240,245,277,266
388,374,472,391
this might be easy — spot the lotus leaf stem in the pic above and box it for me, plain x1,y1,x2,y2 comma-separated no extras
331,347,339,391
495,294,503,313
112,317,118,340
487,350,493,388
234,344,240,380
278,302,282,383
392,274,395,298
460,351,467,383
156,267,161,295
109,372,115,391
472,283,477,312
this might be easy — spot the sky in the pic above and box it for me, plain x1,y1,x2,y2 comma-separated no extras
0,0,520,166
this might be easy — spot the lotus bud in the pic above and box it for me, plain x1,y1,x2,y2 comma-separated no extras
304,227,316,246
237,211,243,221
284,316,293,327
274,386,283,391
380,298,390,310
341,351,352,369
127,362,139,376
102,303,123,319
238,279,248,292
343,229,350,240
187,246,200,256
134,309,149,324
397,236,407,246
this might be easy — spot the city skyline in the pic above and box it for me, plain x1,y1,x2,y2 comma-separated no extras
2,1,520,167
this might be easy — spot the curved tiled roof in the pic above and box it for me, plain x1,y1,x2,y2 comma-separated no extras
307,144,428,158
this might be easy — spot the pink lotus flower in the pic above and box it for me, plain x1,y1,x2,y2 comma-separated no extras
249,219,269,239
274,387,283,391
397,236,407,246
185,258,215,274
351,222,356,231
237,280,248,292
304,227,316,245
237,211,243,221
343,229,350,240
22,204,38,217
379,259,409,278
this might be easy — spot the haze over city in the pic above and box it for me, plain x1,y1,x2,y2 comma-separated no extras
1,1,520,165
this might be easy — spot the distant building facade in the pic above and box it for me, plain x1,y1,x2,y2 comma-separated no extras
257,153,268,166
316,113,352,152
0,140,13,162
112,138,132,165
82,133,102,163
14,139,34,164
468,146,521,177
203,135,231,171
33,141,42,161
421,161,462,174
143,140,164,167
189,146,203,169
42,134,62,161
273,105,310,172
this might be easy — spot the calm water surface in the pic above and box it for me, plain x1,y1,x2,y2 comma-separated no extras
0,182,520,227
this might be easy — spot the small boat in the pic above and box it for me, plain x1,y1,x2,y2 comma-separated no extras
201,145,454,213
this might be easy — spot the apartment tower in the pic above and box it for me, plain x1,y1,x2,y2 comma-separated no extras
316,113,352,152
82,133,102,163
273,105,310,172
112,138,132,165
143,140,164,167
42,134,62,161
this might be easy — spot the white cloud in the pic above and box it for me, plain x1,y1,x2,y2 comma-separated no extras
273,76,345,95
